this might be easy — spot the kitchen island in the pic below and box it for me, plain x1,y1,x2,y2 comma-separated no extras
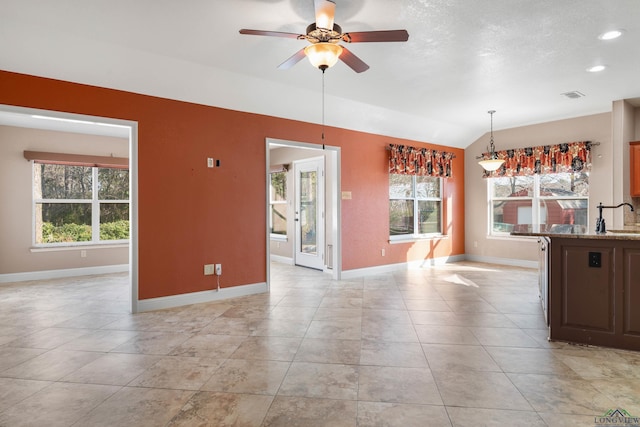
512,225,640,351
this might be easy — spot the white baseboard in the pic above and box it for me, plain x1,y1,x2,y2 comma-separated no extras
137,282,268,312
464,254,538,269
270,254,294,265
0,264,129,283
340,254,466,279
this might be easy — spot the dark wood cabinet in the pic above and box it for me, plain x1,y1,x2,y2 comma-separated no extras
631,141,640,197
622,247,640,341
549,237,640,350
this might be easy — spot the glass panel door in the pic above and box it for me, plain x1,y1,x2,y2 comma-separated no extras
294,158,324,270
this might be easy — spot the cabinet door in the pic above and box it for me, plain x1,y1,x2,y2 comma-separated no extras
631,142,640,197
550,239,618,347
560,245,615,332
623,248,640,337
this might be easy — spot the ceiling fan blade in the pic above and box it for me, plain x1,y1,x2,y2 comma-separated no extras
339,47,370,73
239,29,304,39
277,48,307,70
342,29,409,43
314,0,336,30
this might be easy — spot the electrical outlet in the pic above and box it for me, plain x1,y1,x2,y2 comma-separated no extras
381,248,385,256
80,250,87,258
588,252,601,268
215,264,222,275
204,264,215,275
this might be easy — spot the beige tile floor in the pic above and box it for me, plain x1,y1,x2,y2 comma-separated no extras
1,262,639,426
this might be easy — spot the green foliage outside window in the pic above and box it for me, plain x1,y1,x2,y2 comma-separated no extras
40,220,130,243
41,222,92,243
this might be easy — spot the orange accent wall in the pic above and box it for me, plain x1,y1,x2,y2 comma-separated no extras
0,70,464,299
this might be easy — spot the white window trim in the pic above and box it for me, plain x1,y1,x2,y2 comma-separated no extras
270,233,287,242
30,243,129,253
269,171,287,238
389,234,448,244
32,164,130,247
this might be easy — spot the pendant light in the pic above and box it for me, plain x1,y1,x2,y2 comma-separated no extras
478,110,505,171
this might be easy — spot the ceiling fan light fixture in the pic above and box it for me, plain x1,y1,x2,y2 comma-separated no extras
314,0,336,30
305,42,343,71
478,110,505,172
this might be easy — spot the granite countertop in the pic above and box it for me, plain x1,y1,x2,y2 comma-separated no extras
510,224,640,240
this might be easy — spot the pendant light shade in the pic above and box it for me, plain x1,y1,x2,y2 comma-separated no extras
478,158,505,171
478,110,505,171
305,42,343,71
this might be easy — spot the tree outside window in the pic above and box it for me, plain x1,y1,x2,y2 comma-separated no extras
389,174,442,238
270,171,287,236
34,163,129,244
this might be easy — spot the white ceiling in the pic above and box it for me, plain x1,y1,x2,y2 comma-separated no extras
1,0,640,148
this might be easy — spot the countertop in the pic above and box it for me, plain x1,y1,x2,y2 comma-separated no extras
510,224,640,240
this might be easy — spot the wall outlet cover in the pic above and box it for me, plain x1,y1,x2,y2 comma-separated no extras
588,252,602,268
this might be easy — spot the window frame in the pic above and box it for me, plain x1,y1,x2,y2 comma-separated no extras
488,172,589,236
269,171,288,241
389,174,443,242
32,163,130,247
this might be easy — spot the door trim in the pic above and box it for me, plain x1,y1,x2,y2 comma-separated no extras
265,138,341,290
0,104,138,313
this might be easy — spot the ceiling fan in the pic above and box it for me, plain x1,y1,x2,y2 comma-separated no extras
239,0,409,73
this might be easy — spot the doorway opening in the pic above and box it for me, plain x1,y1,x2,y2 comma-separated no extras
0,104,138,313
265,138,341,290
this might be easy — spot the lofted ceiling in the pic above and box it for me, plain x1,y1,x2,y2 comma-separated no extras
1,0,640,148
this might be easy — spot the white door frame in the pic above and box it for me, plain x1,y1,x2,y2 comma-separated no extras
265,138,341,289
0,104,139,313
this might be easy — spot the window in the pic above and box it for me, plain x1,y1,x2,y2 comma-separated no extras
269,171,287,237
33,163,129,245
389,174,442,239
489,172,589,235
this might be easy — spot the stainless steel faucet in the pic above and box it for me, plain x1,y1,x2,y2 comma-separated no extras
595,202,635,233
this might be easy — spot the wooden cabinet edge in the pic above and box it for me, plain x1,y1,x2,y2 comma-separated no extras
631,141,640,197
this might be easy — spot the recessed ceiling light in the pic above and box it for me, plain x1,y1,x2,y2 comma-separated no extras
598,30,624,40
587,65,606,73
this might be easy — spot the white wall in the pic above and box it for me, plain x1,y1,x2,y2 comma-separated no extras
0,125,129,275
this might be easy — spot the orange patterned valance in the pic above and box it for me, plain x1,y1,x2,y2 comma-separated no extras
480,141,593,178
388,144,454,177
